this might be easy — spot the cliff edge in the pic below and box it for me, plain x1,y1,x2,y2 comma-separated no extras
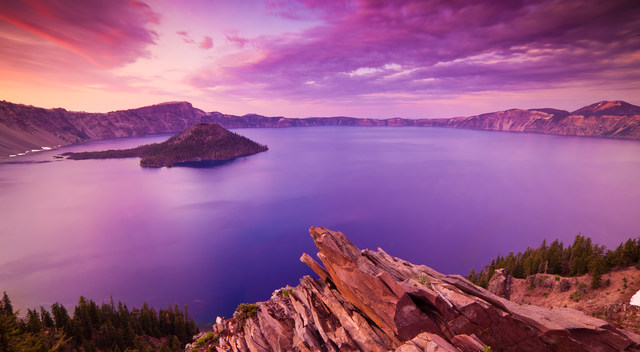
189,227,640,352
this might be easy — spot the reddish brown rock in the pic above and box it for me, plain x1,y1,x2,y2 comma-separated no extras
189,227,640,352
487,268,512,299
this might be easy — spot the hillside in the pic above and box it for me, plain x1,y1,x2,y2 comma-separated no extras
433,101,640,138
487,267,640,335
1,100,639,158
64,123,268,167
187,227,640,352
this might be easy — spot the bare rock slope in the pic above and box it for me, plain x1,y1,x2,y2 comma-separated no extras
191,227,640,352
486,267,640,335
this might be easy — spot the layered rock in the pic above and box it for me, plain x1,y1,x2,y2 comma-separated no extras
487,268,512,299
189,227,640,352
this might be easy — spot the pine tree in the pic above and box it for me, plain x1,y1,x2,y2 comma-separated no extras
1,292,13,315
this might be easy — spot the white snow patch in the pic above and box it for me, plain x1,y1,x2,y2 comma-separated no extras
631,290,640,307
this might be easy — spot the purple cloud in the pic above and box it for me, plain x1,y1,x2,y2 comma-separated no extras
177,30,195,44
190,0,640,102
265,0,354,20
200,36,213,50
224,31,251,48
0,0,159,68
178,31,213,50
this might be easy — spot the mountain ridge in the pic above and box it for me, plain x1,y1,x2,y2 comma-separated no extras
1,99,639,158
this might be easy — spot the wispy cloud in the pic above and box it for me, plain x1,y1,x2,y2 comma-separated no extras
0,0,159,68
200,36,213,50
177,31,213,50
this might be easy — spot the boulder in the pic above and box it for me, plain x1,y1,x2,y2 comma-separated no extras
487,268,511,299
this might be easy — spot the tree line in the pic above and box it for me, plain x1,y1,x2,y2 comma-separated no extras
467,234,640,289
0,293,198,352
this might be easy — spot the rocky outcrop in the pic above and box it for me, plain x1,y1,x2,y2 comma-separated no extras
189,227,640,352
487,268,511,299
2,100,639,158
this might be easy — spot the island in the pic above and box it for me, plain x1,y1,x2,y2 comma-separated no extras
63,123,268,167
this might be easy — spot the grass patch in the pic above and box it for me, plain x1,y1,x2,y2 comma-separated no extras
195,332,219,347
418,274,430,286
235,303,259,326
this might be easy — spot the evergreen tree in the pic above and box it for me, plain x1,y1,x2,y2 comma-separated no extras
468,233,640,288
39,307,54,330
1,292,14,315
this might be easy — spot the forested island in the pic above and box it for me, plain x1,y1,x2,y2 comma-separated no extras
63,123,268,167
0,293,198,351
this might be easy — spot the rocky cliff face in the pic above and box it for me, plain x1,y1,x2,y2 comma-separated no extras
189,227,640,352
430,101,640,139
0,100,210,157
2,100,639,158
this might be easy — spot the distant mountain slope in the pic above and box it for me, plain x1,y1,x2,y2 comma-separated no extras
0,100,211,157
65,123,268,167
430,101,640,138
1,100,639,158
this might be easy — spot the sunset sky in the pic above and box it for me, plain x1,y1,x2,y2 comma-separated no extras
1,0,639,118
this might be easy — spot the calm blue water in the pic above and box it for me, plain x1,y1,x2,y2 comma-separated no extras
1,127,640,323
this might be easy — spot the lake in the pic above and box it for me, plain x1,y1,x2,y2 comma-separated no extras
1,126,640,324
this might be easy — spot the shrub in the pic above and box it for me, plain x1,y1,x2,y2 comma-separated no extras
235,304,259,326
195,332,219,347
418,274,430,286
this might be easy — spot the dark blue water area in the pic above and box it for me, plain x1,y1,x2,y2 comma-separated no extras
1,126,640,325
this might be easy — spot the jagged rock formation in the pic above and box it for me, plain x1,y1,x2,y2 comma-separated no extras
189,227,640,352
2,100,639,158
487,268,512,300
64,123,268,167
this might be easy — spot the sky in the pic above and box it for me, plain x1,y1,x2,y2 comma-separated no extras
0,0,639,118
